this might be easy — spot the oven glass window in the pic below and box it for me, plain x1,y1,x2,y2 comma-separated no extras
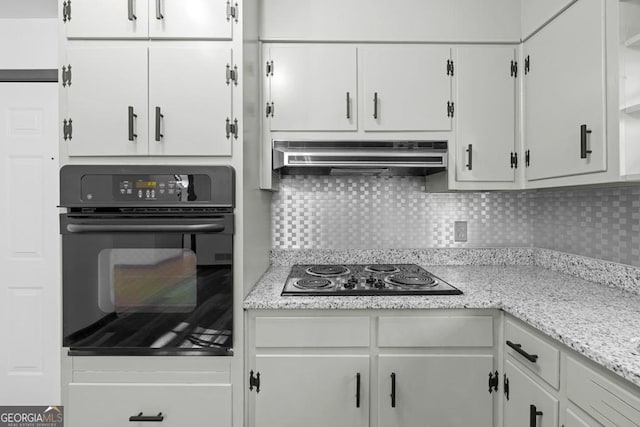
98,249,197,313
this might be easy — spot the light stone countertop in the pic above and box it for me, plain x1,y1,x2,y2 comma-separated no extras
244,264,640,388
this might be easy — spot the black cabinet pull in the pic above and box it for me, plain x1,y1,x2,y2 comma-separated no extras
390,372,396,408
529,404,543,427
373,92,379,119
346,92,351,119
128,106,137,141
155,106,164,142
580,124,592,158
466,144,473,170
129,412,164,422
506,340,538,363
356,373,361,408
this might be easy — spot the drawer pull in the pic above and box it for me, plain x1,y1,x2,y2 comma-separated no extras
390,372,396,408
529,405,543,427
129,412,164,422
506,340,539,363
356,372,361,408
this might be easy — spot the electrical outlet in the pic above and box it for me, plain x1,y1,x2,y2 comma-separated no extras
454,221,467,242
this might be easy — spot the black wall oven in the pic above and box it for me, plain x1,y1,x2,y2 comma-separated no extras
59,165,235,356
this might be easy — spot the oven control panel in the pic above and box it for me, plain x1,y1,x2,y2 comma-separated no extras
115,175,192,202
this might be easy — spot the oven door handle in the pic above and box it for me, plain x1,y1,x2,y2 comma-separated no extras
66,223,226,233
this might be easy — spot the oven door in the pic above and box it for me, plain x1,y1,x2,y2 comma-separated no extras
60,214,233,356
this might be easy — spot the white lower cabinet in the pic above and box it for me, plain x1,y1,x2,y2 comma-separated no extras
378,355,494,427
68,383,231,427
504,359,559,427
564,408,597,427
254,355,369,427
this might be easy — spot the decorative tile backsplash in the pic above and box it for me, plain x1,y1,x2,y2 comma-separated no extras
271,176,640,268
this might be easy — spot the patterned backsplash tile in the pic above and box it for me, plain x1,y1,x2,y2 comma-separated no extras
271,176,640,267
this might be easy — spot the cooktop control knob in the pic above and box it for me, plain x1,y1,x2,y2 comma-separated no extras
366,275,376,285
344,276,358,289
374,279,386,289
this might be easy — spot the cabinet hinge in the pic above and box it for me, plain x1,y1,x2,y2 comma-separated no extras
266,60,274,77
525,149,530,167
488,371,499,394
226,64,238,85
447,59,454,76
510,152,518,169
61,65,72,87
62,0,71,22
249,370,261,393
225,117,238,139
265,102,275,118
524,55,530,75
447,101,455,118
63,118,73,140
510,60,518,78
226,1,238,23
504,374,510,401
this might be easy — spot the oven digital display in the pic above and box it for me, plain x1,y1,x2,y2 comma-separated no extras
135,181,157,189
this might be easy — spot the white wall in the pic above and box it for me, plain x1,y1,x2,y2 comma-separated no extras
0,0,57,18
0,19,58,69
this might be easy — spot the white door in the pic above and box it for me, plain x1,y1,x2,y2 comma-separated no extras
363,45,452,131
65,47,149,156
504,360,559,427
253,355,369,427
64,0,150,39
378,355,494,427
148,46,232,156
149,0,233,39
0,83,60,404
455,46,517,182
267,45,357,131
524,0,606,181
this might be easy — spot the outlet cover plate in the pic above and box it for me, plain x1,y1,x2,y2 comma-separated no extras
454,221,467,242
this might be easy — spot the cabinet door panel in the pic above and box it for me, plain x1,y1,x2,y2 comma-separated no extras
149,46,232,156
363,45,451,131
268,45,357,131
149,0,232,40
378,354,494,427
455,46,516,182
524,0,606,181
66,47,148,156
565,408,597,427
504,360,559,427
254,355,369,427
64,0,150,39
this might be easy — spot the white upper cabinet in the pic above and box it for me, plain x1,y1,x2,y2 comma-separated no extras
65,47,149,156
362,45,452,132
521,0,576,39
266,45,357,131
524,0,607,182
148,0,234,40
454,46,517,183
63,0,150,39
148,46,233,156
64,0,234,39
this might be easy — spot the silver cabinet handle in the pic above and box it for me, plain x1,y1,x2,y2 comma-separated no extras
155,106,164,141
128,106,137,141
346,92,351,119
373,92,379,119
67,223,225,233
128,0,137,20
155,0,164,20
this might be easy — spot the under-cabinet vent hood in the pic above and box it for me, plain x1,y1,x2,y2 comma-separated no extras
272,140,448,176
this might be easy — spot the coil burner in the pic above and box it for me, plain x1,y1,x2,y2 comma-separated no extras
306,265,350,277
364,264,400,274
385,273,437,288
294,278,333,290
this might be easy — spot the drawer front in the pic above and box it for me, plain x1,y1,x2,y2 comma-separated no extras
378,316,493,347
255,316,370,348
565,408,596,427
505,319,560,389
67,383,231,427
567,357,640,426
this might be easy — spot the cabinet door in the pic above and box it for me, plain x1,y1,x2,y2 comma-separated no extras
148,46,232,156
65,47,149,156
455,46,517,182
64,0,150,39
524,0,606,181
504,360,559,427
363,45,451,131
267,45,357,131
149,0,233,40
565,408,598,427
378,355,494,427
253,355,369,427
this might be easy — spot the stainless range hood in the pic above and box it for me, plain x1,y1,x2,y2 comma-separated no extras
272,140,448,176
